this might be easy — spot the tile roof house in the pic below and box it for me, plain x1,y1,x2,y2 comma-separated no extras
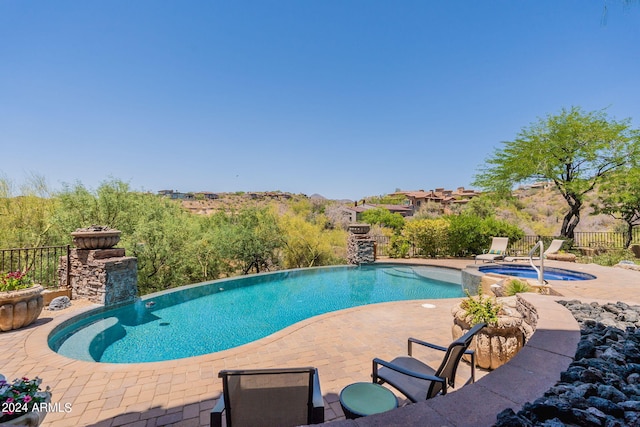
394,187,481,214
340,201,413,223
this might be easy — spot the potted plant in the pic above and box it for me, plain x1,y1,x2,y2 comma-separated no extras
0,271,44,332
0,375,52,426
451,291,526,370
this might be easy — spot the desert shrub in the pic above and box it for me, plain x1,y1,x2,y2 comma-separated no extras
403,218,450,257
361,207,405,232
447,214,486,256
280,214,346,268
504,279,531,296
460,291,501,326
479,217,524,244
578,249,638,266
447,214,524,256
387,235,410,258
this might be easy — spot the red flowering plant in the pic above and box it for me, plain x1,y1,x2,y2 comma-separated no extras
0,376,51,422
0,270,34,292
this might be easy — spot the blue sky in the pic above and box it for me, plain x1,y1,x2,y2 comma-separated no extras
2,1,639,200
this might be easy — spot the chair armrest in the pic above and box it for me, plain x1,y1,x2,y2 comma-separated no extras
210,396,225,427
311,369,325,424
372,358,446,385
407,337,447,356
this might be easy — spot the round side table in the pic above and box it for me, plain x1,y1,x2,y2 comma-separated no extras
339,382,398,419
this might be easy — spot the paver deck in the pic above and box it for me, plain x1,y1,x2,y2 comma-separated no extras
1,259,638,426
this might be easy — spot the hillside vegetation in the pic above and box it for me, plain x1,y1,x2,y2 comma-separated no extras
0,177,632,295
498,185,620,236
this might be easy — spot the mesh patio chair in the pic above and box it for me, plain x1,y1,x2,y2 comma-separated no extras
372,322,487,403
211,367,324,427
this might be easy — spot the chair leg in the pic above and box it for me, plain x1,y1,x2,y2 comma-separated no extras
469,352,476,384
211,397,225,427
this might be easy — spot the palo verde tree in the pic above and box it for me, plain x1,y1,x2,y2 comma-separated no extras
473,107,640,239
216,207,284,274
593,167,640,247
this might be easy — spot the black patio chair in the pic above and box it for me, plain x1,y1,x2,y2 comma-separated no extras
211,367,324,427
372,322,487,403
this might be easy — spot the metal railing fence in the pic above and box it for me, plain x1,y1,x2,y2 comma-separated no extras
374,230,640,258
0,245,70,289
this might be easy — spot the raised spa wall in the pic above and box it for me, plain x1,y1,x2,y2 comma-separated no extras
461,264,486,295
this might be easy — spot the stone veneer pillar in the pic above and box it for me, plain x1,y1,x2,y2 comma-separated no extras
346,224,376,265
59,248,138,306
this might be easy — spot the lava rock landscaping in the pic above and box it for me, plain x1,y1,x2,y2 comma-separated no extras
495,300,640,427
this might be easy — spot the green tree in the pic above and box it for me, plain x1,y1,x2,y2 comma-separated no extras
461,195,497,219
0,175,58,248
52,180,213,294
52,179,138,237
474,107,640,238
217,208,284,274
593,167,640,247
361,208,405,232
280,214,345,268
128,196,195,293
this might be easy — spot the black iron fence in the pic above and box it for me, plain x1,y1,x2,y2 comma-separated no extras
0,245,70,289
374,230,640,258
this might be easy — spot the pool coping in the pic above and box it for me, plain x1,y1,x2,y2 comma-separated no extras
324,292,581,426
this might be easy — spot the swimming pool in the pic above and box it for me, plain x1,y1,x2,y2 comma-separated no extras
478,265,596,281
49,264,463,363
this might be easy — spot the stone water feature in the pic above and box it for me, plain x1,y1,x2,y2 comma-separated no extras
346,224,376,265
59,226,138,306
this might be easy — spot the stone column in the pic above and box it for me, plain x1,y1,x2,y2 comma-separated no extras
58,227,138,306
346,224,376,265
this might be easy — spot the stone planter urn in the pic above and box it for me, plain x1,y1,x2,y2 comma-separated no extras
0,285,44,332
71,226,121,250
0,390,51,426
451,297,527,370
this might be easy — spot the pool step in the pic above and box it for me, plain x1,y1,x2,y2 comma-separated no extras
56,317,124,362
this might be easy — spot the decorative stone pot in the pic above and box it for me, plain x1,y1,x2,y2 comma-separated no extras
1,391,51,426
630,244,640,259
71,226,121,249
0,285,44,332
451,297,527,370
348,224,371,235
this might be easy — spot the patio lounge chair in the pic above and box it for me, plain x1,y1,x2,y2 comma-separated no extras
211,367,324,427
475,237,509,263
372,322,487,403
504,239,565,262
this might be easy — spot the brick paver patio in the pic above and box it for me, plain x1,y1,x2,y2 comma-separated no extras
1,259,638,426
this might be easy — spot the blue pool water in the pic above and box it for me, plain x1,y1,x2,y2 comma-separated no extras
479,265,596,281
49,264,463,363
